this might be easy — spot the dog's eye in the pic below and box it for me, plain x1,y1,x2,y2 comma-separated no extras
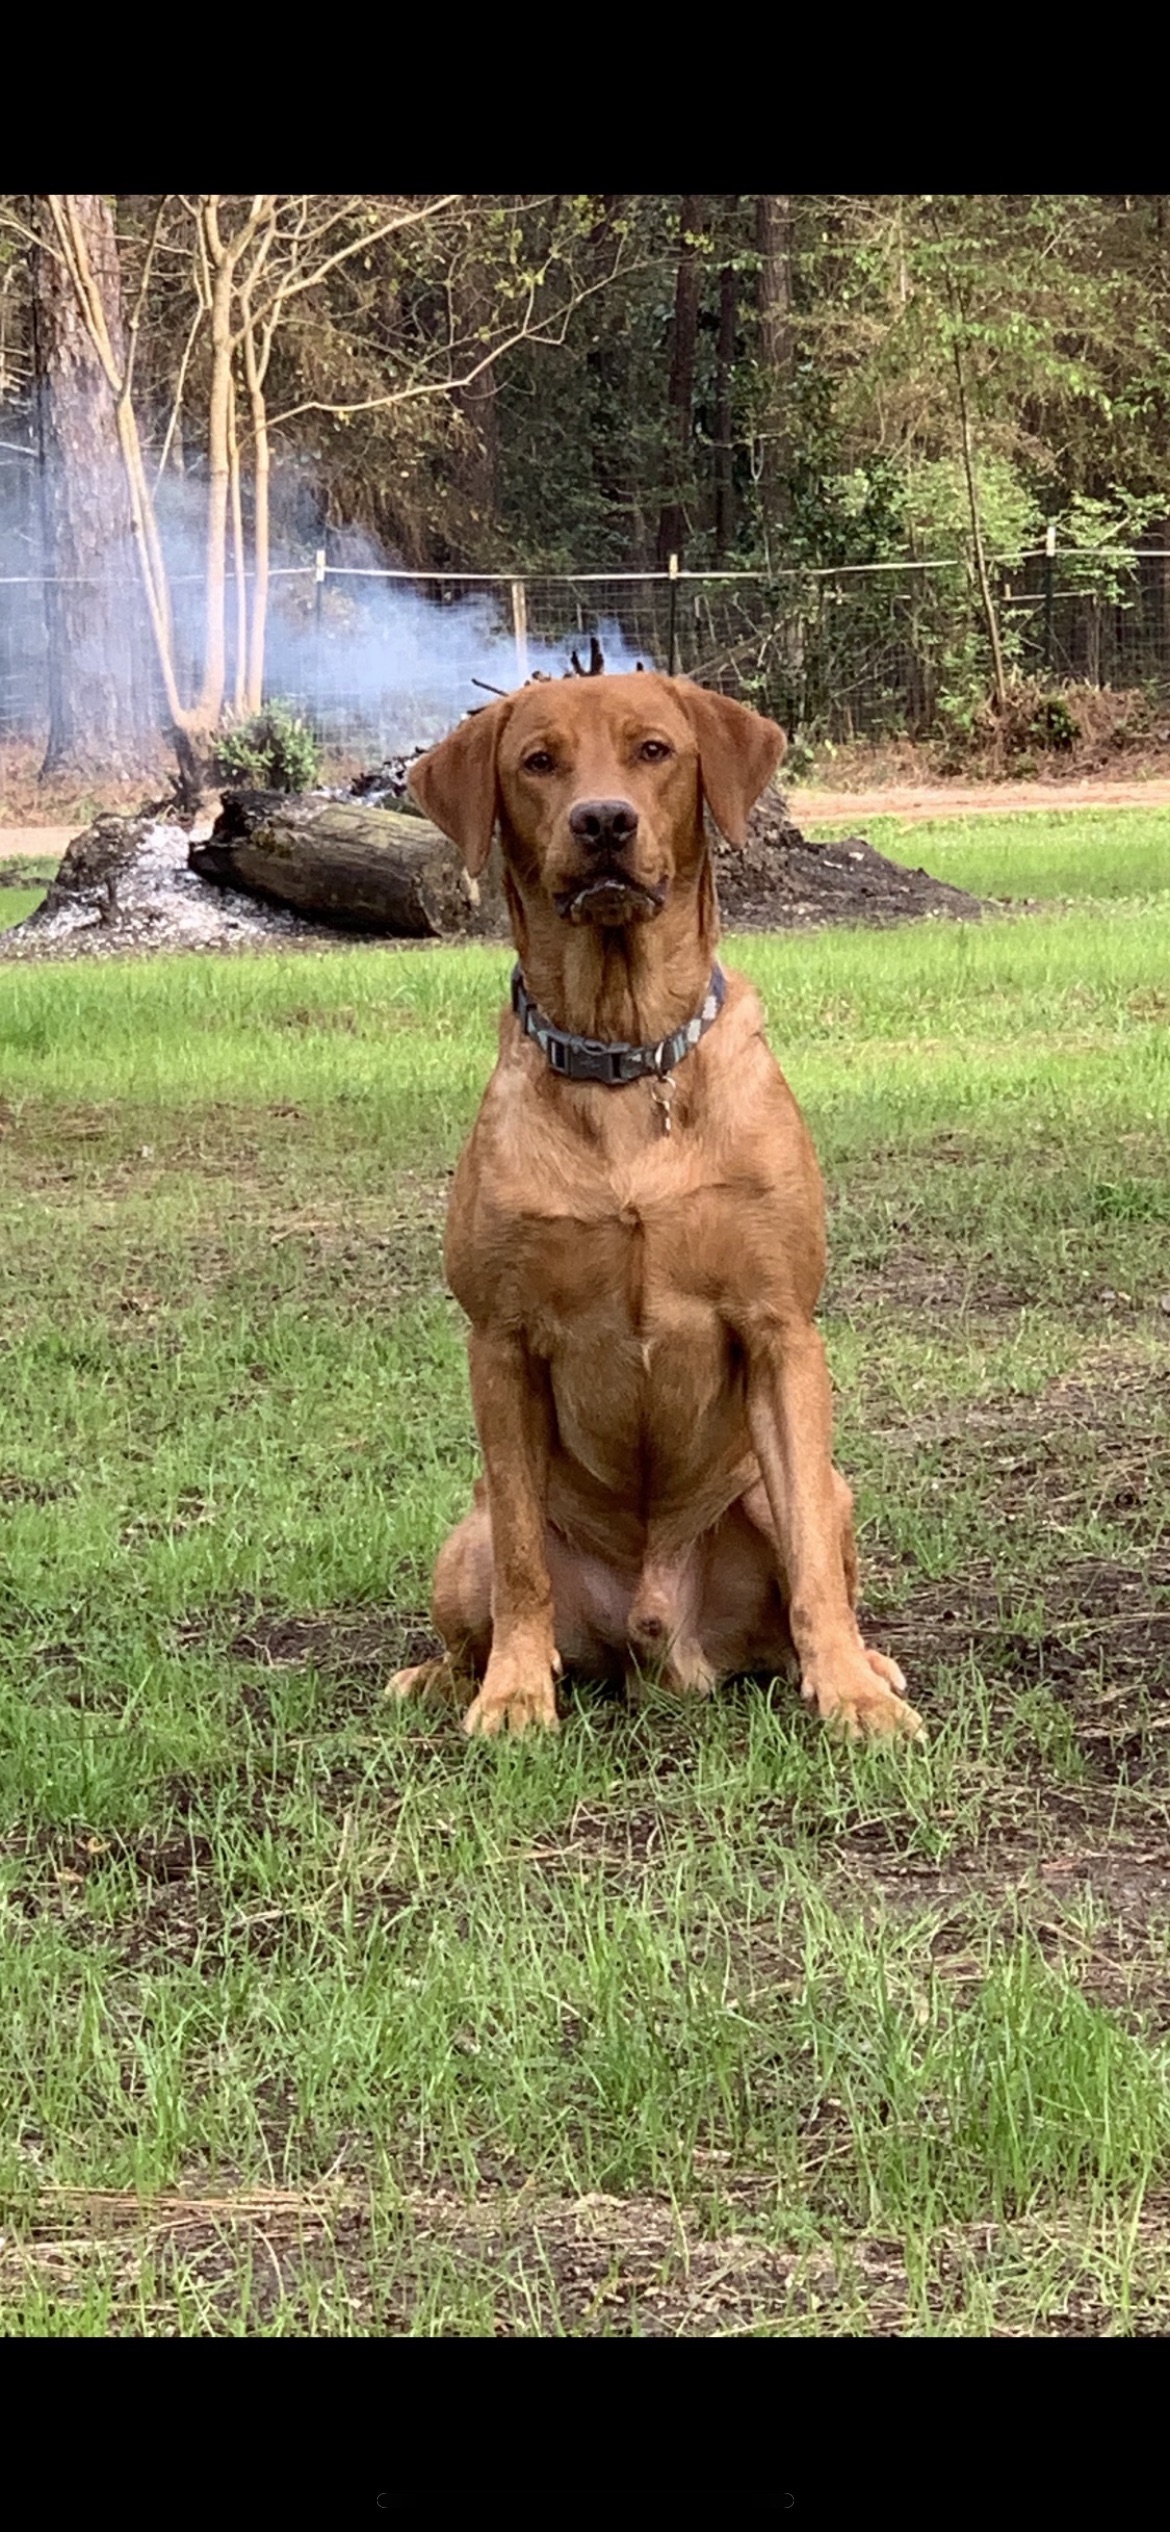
523,749,555,775
639,739,671,762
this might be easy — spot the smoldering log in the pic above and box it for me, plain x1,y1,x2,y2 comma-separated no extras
189,790,488,937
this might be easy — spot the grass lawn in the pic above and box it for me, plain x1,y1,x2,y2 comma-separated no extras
0,858,58,936
0,810,1168,2334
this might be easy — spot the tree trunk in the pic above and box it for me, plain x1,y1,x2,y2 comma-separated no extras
584,197,637,557
32,195,147,777
713,261,738,561
198,234,234,727
190,793,498,936
227,368,248,715
243,335,271,715
951,334,1008,712
755,194,794,546
453,228,500,553
656,195,703,567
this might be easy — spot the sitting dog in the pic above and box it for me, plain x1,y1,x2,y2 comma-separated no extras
393,672,922,1743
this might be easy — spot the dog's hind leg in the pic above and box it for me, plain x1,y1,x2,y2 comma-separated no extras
389,1498,628,1707
387,1499,493,1705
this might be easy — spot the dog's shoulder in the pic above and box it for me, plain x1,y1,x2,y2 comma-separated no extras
704,963,800,1104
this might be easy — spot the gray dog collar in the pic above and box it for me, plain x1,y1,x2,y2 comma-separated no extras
511,962,726,1086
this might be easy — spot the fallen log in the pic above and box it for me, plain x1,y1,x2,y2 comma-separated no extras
189,789,497,937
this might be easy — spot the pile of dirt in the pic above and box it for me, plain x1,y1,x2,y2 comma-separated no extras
711,797,981,930
0,783,982,962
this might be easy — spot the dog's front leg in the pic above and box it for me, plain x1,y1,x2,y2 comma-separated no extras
462,1326,561,1738
744,1313,923,1741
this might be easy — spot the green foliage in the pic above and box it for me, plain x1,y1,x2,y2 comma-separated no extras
1053,489,1167,604
1026,690,1078,752
213,703,320,795
8,191,1170,754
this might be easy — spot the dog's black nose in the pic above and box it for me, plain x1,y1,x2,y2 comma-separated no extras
569,798,639,854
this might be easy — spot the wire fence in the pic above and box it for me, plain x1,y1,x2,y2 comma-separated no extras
4,546,1170,763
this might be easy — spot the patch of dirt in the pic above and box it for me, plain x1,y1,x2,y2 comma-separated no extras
225,1606,439,1679
863,1849,1170,1932
8,2179,1170,2334
0,2180,844,2336
829,1211,1170,1329
829,1247,1034,1320
875,1396,1168,1538
794,777,1170,825
865,1551,1170,1739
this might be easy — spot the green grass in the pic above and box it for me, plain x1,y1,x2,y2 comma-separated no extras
804,804,1170,904
0,887,48,930
1,810,1168,2334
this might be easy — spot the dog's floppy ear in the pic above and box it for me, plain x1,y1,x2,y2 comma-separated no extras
673,681,786,848
408,698,512,877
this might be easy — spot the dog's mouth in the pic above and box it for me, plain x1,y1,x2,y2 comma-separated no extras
554,871,668,927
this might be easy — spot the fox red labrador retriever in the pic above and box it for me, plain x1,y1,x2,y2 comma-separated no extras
393,672,923,1743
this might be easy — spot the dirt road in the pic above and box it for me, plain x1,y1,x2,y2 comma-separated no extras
792,778,1170,825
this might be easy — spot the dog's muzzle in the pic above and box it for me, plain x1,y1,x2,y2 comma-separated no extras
554,869,668,925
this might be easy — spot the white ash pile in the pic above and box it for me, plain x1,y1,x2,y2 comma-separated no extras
0,811,346,962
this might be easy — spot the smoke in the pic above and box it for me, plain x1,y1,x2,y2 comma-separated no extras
263,524,657,752
0,452,661,760
0,437,658,757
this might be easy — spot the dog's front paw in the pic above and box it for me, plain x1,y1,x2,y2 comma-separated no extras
463,1641,562,1739
803,1642,924,1743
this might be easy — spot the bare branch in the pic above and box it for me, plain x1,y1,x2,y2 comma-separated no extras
122,193,170,398
0,201,55,257
265,239,630,434
243,193,463,333
153,293,206,487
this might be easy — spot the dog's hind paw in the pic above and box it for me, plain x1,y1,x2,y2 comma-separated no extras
386,1658,458,1704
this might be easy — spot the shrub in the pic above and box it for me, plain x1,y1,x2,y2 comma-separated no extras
214,703,320,794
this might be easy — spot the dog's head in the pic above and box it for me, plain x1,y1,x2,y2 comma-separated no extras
409,673,785,929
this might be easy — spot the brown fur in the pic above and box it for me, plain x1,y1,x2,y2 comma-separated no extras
392,673,922,1741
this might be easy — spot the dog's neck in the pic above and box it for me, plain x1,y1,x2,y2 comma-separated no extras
505,845,719,1048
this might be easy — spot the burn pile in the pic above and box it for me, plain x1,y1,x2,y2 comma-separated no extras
709,802,983,932
0,644,982,960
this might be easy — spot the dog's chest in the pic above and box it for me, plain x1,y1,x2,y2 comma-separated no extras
509,1174,747,1494
481,1155,739,1356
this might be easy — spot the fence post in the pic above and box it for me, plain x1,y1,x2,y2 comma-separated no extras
511,579,529,685
1044,521,1055,675
668,551,679,675
314,549,326,729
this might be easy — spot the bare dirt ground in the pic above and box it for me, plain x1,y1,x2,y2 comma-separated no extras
793,778,1170,826
0,825,80,863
